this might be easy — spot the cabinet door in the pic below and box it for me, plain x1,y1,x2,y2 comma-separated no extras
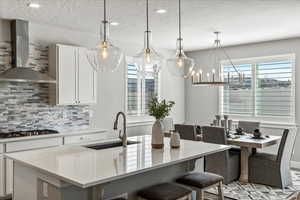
0,155,4,197
77,48,97,104
5,158,13,195
57,45,77,105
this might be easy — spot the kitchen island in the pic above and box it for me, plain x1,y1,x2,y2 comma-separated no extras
7,135,230,200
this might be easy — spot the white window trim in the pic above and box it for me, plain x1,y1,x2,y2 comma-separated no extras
125,56,161,124
219,54,296,124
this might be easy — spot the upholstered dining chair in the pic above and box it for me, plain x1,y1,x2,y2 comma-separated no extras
248,127,298,188
202,126,240,184
238,121,260,133
174,124,197,141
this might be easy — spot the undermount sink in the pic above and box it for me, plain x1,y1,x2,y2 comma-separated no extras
85,140,140,150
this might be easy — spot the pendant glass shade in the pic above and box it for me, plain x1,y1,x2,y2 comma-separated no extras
86,0,124,73
133,31,163,75
167,0,195,78
167,38,194,78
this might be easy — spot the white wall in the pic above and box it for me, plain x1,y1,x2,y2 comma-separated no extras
0,19,184,136
186,37,300,164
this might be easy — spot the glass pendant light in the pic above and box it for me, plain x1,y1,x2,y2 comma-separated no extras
167,0,195,78
133,0,163,75
87,0,124,72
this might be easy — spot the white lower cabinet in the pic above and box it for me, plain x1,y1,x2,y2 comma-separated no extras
6,158,13,195
0,137,63,198
0,155,4,197
0,131,108,198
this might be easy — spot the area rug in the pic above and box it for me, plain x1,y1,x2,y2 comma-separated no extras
205,170,300,200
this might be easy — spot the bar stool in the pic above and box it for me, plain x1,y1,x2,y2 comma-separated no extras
138,182,192,200
176,172,224,200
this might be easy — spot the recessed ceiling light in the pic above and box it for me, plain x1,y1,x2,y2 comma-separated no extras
110,22,120,26
27,2,41,8
155,9,167,14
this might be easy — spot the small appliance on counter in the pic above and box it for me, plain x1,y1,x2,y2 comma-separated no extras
0,129,59,139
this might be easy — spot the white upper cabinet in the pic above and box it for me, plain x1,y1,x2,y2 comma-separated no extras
49,44,97,105
77,47,97,104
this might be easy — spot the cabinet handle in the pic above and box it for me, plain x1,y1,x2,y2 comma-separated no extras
80,137,84,140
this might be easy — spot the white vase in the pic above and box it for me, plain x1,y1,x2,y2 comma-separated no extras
152,120,164,149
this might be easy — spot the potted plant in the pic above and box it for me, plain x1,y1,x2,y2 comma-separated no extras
148,96,175,149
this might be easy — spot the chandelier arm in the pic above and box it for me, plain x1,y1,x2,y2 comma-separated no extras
219,44,239,74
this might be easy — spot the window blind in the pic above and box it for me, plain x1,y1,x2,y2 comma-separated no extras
222,64,253,116
256,61,294,117
220,55,295,122
127,64,158,116
127,64,138,115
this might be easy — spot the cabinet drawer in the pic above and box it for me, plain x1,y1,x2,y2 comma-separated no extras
64,133,107,144
6,137,63,153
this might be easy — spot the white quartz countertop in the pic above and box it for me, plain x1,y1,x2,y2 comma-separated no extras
0,128,107,143
7,135,230,188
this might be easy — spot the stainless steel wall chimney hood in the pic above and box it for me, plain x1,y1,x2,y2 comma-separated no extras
0,20,56,83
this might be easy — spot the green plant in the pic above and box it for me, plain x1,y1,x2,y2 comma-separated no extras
148,97,175,120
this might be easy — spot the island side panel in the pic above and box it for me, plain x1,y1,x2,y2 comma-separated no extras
14,159,196,200
13,162,39,200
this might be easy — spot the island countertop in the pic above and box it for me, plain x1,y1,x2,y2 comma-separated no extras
7,135,230,188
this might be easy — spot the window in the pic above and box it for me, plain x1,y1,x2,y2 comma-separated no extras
220,54,295,123
126,59,159,116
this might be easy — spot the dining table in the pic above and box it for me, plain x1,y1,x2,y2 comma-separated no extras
165,129,282,183
196,133,282,182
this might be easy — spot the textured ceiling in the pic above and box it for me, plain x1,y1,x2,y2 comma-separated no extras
1,0,300,50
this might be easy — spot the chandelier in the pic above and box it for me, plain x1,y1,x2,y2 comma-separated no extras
191,32,244,86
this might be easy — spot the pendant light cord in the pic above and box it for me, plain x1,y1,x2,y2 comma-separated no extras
103,0,107,42
178,0,182,53
146,0,150,50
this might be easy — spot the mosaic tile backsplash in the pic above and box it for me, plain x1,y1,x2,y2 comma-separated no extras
0,41,90,132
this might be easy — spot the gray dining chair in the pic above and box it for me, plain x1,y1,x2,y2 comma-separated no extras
174,124,197,141
248,127,298,188
238,121,260,133
202,126,240,184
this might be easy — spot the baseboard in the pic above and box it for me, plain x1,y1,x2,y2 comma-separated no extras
291,161,300,170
